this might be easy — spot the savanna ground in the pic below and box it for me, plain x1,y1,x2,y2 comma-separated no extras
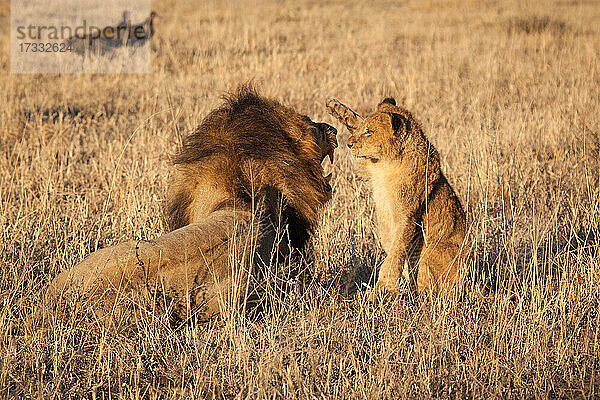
1,0,600,398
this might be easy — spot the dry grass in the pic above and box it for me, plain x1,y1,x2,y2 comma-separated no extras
1,0,600,398
506,15,569,36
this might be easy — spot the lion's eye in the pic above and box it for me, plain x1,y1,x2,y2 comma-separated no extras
364,129,373,137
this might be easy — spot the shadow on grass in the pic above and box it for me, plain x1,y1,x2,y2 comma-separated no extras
470,221,599,296
506,15,570,36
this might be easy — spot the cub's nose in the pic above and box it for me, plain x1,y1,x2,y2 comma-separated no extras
347,143,353,149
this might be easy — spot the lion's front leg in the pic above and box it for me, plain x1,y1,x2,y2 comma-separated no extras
51,240,148,299
49,239,158,323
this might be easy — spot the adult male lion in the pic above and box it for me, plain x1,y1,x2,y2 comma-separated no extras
51,86,337,322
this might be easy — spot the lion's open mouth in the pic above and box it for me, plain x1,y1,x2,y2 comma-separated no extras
318,123,337,192
324,172,332,192
323,124,338,164
325,149,334,164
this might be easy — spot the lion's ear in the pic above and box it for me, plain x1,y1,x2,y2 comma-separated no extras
389,113,408,135
377,97,397,112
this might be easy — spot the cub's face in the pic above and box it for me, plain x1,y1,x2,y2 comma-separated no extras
347,113,397,163
326,97,413,164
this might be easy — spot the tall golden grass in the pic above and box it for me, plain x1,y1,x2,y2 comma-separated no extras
1,0,599,397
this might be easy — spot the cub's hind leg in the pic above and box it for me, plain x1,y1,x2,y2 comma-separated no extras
417,242,464,295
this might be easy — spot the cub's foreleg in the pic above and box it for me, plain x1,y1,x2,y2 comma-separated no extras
375,214,418,293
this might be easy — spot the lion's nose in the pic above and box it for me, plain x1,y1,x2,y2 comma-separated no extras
347,143,353,149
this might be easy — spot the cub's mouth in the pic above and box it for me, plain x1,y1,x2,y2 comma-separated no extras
353,153,379,163
347,139,376,162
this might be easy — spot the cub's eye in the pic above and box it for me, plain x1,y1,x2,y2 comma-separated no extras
364,128,373,136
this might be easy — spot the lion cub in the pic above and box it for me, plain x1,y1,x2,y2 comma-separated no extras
327,97,467,294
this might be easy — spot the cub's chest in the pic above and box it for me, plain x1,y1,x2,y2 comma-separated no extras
368,163,407,249
371,178,393,221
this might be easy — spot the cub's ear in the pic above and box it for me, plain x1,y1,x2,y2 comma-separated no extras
389,113,408,134
377,97,397,112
